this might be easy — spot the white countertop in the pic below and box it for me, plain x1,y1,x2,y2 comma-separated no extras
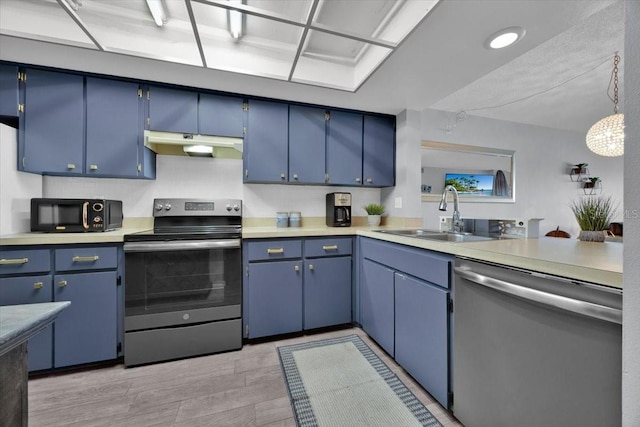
0,224,623,289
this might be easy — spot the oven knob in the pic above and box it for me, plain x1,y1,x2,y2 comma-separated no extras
226,204,232,212
164,204,172,211
233,204,240,212
155,203,163,211
92,203,103,212
94,217,102,222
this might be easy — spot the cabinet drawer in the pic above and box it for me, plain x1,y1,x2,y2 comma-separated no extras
0,249,50,275
361,238,452,289
247,240,302,262
304,237,352,258
55,246,117,271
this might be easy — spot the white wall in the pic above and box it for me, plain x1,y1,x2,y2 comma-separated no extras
623,1,640,424
419,109,625,237
42,154,380,219
0,124,42,235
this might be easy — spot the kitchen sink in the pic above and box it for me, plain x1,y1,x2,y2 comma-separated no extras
375,229,497,243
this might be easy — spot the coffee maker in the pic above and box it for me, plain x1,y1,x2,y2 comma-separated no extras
326,192,351,227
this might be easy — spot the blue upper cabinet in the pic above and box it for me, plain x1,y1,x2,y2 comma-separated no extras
326,110,363,186
0,64,19,118
289,105,326,184
244,100,289,183
363,115,395,187
199,93,245,138
147,86,198,133
86,77,143,178
21,69,84,174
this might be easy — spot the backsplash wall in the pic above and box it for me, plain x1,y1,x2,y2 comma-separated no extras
43,154,380,219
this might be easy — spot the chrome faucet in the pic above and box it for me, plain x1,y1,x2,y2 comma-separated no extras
439,185,464,233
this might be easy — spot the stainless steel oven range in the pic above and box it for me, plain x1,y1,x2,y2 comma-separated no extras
123,198,242,367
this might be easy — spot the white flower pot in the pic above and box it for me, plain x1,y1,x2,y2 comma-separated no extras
367,215,381,227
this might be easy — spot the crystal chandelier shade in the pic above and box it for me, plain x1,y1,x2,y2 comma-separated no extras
586,113,625,157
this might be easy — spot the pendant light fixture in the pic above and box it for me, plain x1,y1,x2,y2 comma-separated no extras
586,53,624,157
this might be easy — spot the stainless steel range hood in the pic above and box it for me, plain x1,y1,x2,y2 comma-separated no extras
144,131,243,159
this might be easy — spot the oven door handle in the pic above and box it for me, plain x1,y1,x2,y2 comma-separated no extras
124,239,241,252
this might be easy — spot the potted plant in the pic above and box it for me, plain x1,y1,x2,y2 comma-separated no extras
572,163,588,174
363,203,385,227
584,176,601,188
570,195,615,242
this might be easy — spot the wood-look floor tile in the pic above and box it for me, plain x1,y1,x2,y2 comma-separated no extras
174,404,256,427
175,378,288,423
130,372,247,412
52,401,180,427
29,395,137,427
260,417,297,427
254,396,294,426
245,364,285,387
28,380,132,412
234,352,281,374
126,362,236,395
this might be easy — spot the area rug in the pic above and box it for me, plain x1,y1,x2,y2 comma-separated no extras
277,334,442,427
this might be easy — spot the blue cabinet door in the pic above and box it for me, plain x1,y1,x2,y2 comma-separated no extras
53,271,117,367
0,275,53,371
363,115,395,187
0,64,19,117
147,86,198,133
326,110,363,186
395,273,449,408
244,100,289,182
198,93,245,137
304,256,351,329
288,105,326,184
360,259,395,356
86,77,142,177
22,69,84,174
247,260,302,338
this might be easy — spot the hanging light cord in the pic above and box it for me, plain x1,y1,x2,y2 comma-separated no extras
607,52,620,113
457,52,617,115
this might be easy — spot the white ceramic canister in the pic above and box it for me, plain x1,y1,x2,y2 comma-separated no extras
276,212,289,228
289,211,301,227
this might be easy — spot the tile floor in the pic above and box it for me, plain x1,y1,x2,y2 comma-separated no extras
27,327,463,426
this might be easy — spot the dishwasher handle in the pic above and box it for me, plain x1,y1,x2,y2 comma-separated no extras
454,266,622,325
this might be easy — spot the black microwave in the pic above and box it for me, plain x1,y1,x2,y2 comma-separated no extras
31,199,123,232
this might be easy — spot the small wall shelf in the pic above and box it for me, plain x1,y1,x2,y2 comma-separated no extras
583,181,603,195
569,167,589,182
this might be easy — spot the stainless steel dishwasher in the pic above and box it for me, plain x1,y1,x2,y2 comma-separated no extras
453,257,622,427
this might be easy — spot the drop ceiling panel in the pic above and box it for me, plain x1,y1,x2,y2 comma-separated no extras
193,3,302,79
75,1,201,65
0,0,95,48
245,0,313,23
313,0,398,41
304,30,365,64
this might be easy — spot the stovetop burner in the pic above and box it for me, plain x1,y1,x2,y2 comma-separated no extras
125,198,242,242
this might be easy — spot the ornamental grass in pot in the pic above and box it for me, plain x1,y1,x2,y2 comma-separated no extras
570,196,615,242
363,203,385,227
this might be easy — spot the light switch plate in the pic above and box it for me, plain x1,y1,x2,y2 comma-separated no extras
394,197,402,208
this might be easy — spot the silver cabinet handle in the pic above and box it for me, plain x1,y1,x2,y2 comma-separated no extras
322,245,338,251
34,282,44,289
90,164,98,170
366,177,373,183
58,280,68,287
294,265,300,272
280,173,286,180
67,163,76,169
292,173,298,180
72,255,99,262
309,264,314,271
0,257,29,265
454,266,622,325
355,177,361,183
267,248,284,254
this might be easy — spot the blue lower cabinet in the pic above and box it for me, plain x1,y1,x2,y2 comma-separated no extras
0,275,53,371
247,260,302,338
53,271,117,367
304,256,351,330
360,259,395,356
395,273,449,407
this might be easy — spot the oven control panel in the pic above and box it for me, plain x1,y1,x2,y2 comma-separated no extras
153,199,242,217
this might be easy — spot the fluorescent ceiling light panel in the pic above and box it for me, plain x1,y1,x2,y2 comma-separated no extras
228,0,243,40
146,0,166,27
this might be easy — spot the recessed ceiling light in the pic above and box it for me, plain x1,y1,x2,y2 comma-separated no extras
485,27,525,49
